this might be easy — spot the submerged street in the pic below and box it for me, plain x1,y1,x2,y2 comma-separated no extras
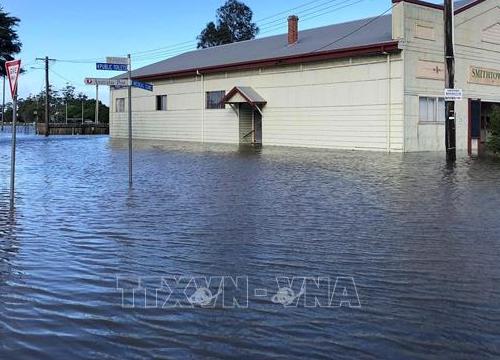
1,133,500,359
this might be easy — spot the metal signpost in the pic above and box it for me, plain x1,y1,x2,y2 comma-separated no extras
91,56,152,186
94,56,133,185
95,84,99,124
5,59,21,210
1,75,5,131
127,55,132,186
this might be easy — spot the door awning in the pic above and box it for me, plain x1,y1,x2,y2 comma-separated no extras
223,86,267,109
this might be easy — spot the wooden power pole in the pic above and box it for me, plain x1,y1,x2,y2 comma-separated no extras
444,0,456,162
44,56,50,136
36,56,55,136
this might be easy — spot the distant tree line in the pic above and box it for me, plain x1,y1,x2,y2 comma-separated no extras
3,84,109,123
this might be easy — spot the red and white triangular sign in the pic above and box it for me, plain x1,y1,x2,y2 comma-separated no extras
5,59,21,98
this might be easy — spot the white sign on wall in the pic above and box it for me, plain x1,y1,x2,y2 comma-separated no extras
444,88,463,101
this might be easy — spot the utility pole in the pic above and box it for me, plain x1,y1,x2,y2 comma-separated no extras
44,56,50,136
36,56,55,137
65,101,68,124
81,100,84,123
444,0,456,162
95,84,99,124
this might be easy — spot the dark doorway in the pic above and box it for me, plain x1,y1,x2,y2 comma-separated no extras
238,104,263,146
469,99,500,156
253,110,262,145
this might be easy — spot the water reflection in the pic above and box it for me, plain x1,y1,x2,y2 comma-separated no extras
1,135,500,359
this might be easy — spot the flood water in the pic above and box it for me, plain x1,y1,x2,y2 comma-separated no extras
1,134,500,359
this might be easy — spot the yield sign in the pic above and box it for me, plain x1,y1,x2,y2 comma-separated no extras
5,59,21,98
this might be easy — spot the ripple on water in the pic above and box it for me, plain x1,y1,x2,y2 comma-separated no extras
1,134,500,359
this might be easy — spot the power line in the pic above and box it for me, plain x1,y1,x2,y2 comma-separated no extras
130,40,195,56
41,0,344,65
259,0,343,30
259,0,367,35
301,0,367,22
256,0,328,22
312,4,394,53
32,1,389,70
49,68,77,85
133,0,369,61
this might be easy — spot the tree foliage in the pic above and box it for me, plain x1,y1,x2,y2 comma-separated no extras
487,105,500,154
0,6,22,77
2,84,109,123
197,0,258,49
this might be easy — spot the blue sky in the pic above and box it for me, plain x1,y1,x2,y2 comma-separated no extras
3,0,442,104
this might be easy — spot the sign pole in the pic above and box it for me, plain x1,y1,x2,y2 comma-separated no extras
1,75,5,131
10,91,17,210
95,84,99,124
444,0,456,162
91,55,145,186
127,54,133,186
5,59,21,211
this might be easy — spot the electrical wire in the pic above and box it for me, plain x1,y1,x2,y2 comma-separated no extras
259,0,368,35
34,0,390,78
312,4,394,53
42,0,354,64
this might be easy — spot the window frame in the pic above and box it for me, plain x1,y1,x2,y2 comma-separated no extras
418,96,445,124
206,90,226,109
156,95,168,111
116,98,125,113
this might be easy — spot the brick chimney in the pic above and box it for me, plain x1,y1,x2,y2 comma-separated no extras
288,15,299,45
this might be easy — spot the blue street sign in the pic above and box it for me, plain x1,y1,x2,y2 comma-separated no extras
96,63,128,71
132,80,153,92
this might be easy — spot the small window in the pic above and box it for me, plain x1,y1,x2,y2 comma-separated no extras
206,90,226,109
156,95,167,111
419,97,445,123
116,98,125,113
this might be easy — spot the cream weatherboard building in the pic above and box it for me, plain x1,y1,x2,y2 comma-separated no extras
110,0,500,153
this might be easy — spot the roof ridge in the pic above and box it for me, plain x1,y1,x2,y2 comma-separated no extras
154,13,393,70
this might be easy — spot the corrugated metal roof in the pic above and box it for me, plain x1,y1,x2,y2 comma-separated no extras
128,14,393,79
455,0,480,8
124,0,482,80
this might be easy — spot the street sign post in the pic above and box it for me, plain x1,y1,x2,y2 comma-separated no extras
5,59,21,210
127,54,132,186
132,80,153,92
444,88,463,101
96,63,129,71
93,55,134,185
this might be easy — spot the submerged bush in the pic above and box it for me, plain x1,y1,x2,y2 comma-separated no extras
487,106,500,154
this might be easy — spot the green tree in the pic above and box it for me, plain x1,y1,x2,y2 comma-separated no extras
197,0,258,49
0,6,22,76
61,84,76,102
487,105,500,154
9,86,109,124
